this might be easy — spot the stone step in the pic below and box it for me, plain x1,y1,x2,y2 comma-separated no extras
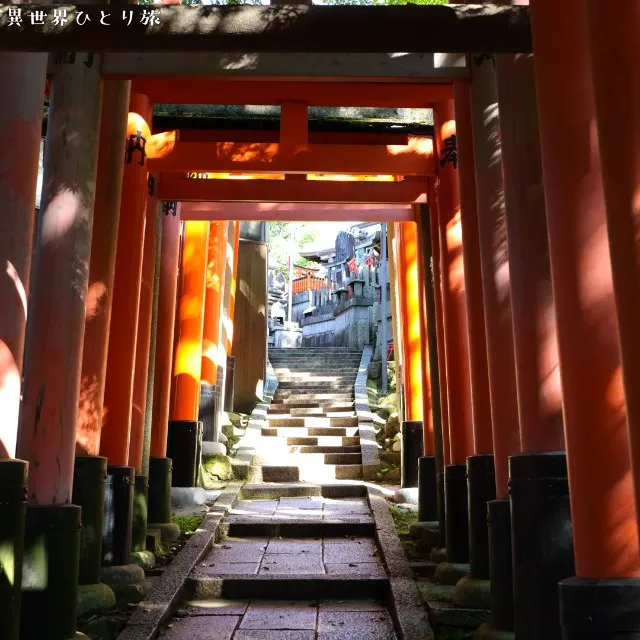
252,463,364,482
268,401,354,411
276,381,356,389
268,410,356,419
295,445,362,455
272,392,354,402
286,436,360,447
323,452,363,465
261,426,357,438
276,375,358,383
268,416,359,428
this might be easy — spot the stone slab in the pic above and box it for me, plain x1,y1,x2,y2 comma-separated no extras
266,538,323,555
195,562,260,575
323,540,379,563
325,562,385,576
178,599,249,616
317,610,397,639
234,631,314,640
259,554,325,575
240,601,318,630
161,615,239,639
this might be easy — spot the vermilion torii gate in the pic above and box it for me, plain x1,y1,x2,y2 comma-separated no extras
1,2,640,640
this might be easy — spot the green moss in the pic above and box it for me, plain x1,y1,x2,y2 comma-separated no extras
200,454,234,487
389,504,418,536
171,514,204,536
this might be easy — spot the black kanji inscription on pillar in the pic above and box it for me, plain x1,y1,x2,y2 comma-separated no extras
126,130,146,166
440,134,458,170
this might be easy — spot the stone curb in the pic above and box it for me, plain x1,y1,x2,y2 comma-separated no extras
367,489,435,640
355,345,381,479
115,483,243,640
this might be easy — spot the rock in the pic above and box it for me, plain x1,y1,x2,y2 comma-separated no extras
202,441,227,456
384,412,401,438
172,486,207,507
435,562,471,586
376,407,391,421
218,431,228,443
200,454,234,487
392,440,401,452
100,563,145,586
453,575,491,610
367,360,382,380
130,550,155,570
147,520,181,542
78,612,129,639
383,467,401,481
77,583,116,618
430,547,448,564
392,487,419,504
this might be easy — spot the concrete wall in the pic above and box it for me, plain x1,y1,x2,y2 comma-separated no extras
334,300,371,349
301,313,335,347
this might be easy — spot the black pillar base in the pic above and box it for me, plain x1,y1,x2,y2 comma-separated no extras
132,475,149,553
224,354,235,412
560,576,640,639
20,504,81,640
437,470,446,548
167,420,202,487
198,383,219,442
418,456,438,522
510,451,575,640
72,455,108,585
468,454,496,579
401,420,423,488
0,459,27,640
148,457,172,524
102,465,134,567
445,463,469,563
487,498,514,632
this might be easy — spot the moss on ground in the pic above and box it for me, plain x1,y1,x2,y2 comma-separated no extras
171,513,204,536
388,503,418,536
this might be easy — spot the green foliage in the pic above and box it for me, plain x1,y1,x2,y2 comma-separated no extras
268,221,320,278
171,513,205,535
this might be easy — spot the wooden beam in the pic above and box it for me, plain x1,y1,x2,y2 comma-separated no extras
0,5,532,53
134,79,452,108
147,139,434,175
103,52,468,80
180,201,415,223
157,174,427,204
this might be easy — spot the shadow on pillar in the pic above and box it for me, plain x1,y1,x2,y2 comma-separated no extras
418,456,438,522
0,459,27,640
224,355,235,412
21,504,82,640
147,457,180,543
467,454,495,580
445,463,469,563
510,452,574,640
102,466,134,567
131,475,148,553
199,384,220,443
401,420,423,488
167,420,203,487
560,576,640,639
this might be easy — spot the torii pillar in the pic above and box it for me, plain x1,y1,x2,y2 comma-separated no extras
148,202,181,539
496,35,574,638
532,0,640,636
222,221,240,413
17,51,103,640
99,93,152,573
432,101,478,568
73,79,131,596
0,51,47,640
168,221,209,487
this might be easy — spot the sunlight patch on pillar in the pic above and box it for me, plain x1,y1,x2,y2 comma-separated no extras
0,341,20,458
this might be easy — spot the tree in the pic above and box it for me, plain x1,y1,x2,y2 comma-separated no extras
268,221,320,278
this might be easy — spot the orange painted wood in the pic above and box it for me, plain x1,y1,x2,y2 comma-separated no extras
158,174,427,204
280,101,309,154
466,60,521,498
433,100,474,465
170,221,209,421
428,186,451,467
531,0,640,579
168,129,411,146
147,139,435,176
17,51,102,503
0,54,46,459
495,55,563,453
129,181,159,472
452,85,493,461
179,202,414,223
415,209,434,455
201,221,228,385
150,206,182,458
227,221,241,355
100,94,152,467
128,78,453,108
398,222,424,423
586,0,640,542
76,79,131,457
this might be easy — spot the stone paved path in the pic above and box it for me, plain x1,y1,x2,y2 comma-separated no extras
158,492,400,639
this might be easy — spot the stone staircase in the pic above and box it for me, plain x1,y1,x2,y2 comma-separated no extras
252,347,365,482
